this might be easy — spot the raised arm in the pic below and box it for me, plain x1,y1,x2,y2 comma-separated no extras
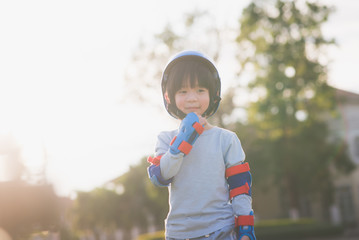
147,112,204,187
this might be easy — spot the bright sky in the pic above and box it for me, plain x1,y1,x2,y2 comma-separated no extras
0,0,358,197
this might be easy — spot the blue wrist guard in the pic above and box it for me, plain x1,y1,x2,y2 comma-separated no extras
169,112,204,155
236,211,256,240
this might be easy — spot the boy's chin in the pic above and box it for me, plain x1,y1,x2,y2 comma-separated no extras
184,111,202,116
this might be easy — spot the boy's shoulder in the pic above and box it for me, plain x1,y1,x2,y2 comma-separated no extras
211,126,237,137
157,129,178,142
158,129,178,136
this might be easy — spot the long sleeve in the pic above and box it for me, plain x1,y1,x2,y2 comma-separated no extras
232,195,252,216
155,130,185,180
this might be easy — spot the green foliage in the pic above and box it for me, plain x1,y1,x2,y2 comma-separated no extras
136,231,165,240
70,158,169,235
255,219,343,240
123,10,224,105
59,226,80,240
72,188,123,232
237,0,336,130
113,157,169,230
235,0,354,215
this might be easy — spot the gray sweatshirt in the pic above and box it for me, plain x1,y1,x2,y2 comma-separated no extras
155,126,252,239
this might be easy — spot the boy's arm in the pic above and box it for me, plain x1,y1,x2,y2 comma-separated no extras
147,132,183,187
224,134,256,240
226,163,256,240
232,194,256,240
147,112,204,187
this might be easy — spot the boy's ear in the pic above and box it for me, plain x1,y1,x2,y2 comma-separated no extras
164,92,171,104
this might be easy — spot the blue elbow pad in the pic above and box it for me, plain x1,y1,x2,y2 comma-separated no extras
147,156,172,187
147,165,172,187
226,162,252,199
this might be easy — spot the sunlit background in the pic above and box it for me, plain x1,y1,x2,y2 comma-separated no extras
1,0,359,239
0,0,358,198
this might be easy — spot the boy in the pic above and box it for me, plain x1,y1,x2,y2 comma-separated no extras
148,51,256,240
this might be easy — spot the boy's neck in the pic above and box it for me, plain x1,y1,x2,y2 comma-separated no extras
203,122,213,131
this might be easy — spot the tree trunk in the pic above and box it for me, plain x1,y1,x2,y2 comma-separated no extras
286,175,300,220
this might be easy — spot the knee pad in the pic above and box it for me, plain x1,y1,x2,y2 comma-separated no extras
226,162,252,199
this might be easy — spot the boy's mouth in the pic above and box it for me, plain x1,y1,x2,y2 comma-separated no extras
185,107,200,111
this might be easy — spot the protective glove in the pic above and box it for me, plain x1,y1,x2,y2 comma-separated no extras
237,211,256,240
169,112,204,155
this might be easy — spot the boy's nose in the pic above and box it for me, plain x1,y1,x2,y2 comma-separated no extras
186,91,198,101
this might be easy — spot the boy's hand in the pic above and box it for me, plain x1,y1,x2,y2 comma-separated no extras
240,236,250,240
238,225,255,240
169,112,204,155
197,114,207,127
236,211,256,240
196,113,210,130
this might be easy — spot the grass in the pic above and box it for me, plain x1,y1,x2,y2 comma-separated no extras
137,219,344,240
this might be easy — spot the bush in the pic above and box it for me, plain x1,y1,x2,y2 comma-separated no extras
137,219,344,240
255,218,344,240
137,231,165,240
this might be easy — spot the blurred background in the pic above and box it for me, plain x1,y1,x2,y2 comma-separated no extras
1,0,359,239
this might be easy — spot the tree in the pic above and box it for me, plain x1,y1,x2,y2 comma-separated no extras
72,188,123,239
122,10,226,108
112,158,169,231
116,0,355,224
235,0,354,219
0,134,25,181
70,158,169,240
0,182,59,239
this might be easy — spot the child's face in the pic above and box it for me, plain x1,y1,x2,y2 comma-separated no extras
174,78,210,117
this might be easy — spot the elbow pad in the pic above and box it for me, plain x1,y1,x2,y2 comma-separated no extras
147,155,172,187
226,162,252,199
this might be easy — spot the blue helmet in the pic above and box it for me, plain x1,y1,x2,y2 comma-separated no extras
161,50,221,119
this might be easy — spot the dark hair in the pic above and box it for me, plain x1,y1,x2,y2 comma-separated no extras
164,60,218,119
